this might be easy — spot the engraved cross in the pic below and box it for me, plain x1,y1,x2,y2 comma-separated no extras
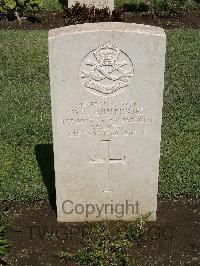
90,140,126,191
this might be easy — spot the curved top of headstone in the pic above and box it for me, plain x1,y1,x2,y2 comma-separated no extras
48,22,165,39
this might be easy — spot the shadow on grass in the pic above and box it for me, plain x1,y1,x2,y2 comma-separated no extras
35,144,56,211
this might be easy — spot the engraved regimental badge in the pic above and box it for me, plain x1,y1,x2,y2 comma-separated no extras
80,42,134,96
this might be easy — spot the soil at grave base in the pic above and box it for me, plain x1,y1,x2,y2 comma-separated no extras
0,198,199,266
0,11,200,30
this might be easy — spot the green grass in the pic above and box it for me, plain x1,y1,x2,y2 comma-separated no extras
159,29,200,196
0,31,51,200
0,29,199,201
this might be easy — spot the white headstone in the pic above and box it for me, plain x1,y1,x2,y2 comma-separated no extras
48,23,166,222
68,0,114,11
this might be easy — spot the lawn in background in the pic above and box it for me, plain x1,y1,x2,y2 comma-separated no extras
0,29,199,201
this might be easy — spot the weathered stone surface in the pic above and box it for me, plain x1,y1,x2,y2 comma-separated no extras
68,0,114,11
48,23,166,222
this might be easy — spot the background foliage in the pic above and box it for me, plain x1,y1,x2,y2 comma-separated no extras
1,0,199,13
115,0,200,11
0,0,42,14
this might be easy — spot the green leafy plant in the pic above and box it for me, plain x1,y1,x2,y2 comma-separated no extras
0,209,9,256
0,0,43,23
57,214,149,266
